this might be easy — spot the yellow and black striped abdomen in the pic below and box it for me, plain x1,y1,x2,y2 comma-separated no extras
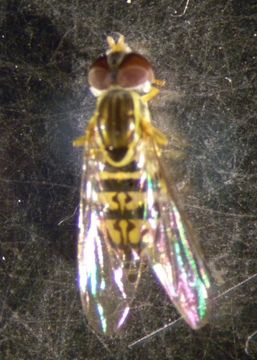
97,161,150,253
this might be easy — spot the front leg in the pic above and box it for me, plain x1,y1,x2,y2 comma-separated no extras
141,80,165,103
141,87,160,103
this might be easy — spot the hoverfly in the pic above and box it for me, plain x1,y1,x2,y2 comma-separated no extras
73,35,210,336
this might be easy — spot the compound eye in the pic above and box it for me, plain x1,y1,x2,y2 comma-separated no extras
117,53,155,89
88,55,112,90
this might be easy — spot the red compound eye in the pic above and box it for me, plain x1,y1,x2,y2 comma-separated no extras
117,53,155,89
88,55,112,91
88,52,155,92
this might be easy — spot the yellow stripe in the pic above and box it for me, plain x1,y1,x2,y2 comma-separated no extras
99,171,142,180
98,191,145,211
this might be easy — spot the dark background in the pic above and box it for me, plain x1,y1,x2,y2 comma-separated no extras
1,0,257,359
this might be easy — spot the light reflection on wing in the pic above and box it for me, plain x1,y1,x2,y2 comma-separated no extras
141,139,210,329
78,152,140,336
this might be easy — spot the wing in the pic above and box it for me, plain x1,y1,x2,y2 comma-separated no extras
77,146,142,336
140,138,210,329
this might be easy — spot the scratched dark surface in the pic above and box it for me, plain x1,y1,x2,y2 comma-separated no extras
1,0,257,359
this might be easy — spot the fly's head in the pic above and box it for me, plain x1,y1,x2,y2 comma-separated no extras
88,35,155,96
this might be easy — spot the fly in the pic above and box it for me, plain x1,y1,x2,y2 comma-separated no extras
73,35,211,335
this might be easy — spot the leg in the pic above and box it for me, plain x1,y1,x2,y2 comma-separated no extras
153,79,166,87
142,87,160,103
142,79,166,103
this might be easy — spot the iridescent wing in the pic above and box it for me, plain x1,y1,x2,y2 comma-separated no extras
77,146,143,336
139,137,210,329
